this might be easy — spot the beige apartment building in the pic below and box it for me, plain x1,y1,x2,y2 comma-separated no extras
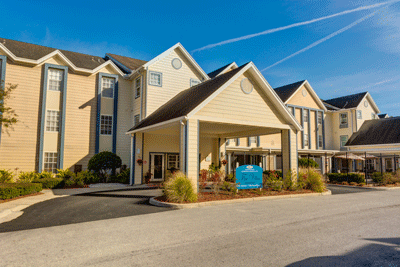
0,37,395,190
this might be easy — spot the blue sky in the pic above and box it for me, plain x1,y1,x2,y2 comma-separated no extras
1,0,400,115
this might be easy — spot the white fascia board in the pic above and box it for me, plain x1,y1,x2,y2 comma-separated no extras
125,116,187,134
215,62,238,77
105,54,132,74
0,43,125,77
283,80,307,104
130,43,209,81
361,92,381,114
303,81,328,112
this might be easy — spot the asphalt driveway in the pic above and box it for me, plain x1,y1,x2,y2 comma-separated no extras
0,187,173,233
327,184,379,194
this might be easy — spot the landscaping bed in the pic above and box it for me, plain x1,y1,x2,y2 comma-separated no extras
0,192,44,203
155,188,320,203
0,183,43,200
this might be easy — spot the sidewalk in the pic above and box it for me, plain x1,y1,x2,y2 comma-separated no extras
0,184,154,224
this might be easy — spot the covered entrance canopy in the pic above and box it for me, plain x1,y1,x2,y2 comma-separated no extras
126,62,302,192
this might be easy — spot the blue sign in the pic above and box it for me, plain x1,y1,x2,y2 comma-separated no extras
235,165,263,190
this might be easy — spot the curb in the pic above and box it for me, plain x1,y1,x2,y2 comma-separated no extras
149,190,332,209
327,184,400,191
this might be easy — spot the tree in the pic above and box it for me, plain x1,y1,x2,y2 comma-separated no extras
0,82,18,132
88,151,122,182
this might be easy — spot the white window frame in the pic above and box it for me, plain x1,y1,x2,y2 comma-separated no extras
357,110,362,119
340,113,348,128
190,78,201,87
340,135,348,148
101,77,115,98
135,77,141,99
149,71,162,87
371,113,376,119
304,134,309,146
100,114,113,135
134,114,140,126
48,68,63,91
167,154,180,170
303,111,309,123
45,110,60,132
43,152,58,173
318,135,323,148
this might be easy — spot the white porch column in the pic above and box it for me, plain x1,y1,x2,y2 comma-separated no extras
186,119,199,193
227,152,232,174
281,128,298,181
179,121,186,173
262,154,268,171
134,133,144,184
130,134,135,185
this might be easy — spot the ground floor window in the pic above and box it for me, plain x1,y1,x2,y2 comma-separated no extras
44,152,58,173
366,159,375,171
385,158,393,172
167,154,180,170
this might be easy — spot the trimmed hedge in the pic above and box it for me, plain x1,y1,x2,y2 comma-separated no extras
298,158,319,168
32,178,64,189
327,173,365,184
263,170,282,178
0,183,42,200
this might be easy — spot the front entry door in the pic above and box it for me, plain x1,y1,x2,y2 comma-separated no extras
151,154,164,181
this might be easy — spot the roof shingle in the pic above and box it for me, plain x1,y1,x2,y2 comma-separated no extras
106,53,147,72
323,92,367,109
273,80,305,103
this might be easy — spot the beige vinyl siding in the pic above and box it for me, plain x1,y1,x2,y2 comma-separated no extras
146,48,203,117
310,110,316,149
259,133,281,149
287,84,321,110
197,73,286,125
200,137,213,170
356,97,379,131
0,61,42,171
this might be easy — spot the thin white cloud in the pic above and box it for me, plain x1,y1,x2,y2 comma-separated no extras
191,1,395,53
261,7,386,72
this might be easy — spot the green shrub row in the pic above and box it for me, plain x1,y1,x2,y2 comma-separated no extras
327,173,365,184
298,158,319,168
32,178,64,189
372,172,400,185
0,183,43,200
263,170,282,178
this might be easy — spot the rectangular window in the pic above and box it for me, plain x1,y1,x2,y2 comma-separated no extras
357,110,362,119
46,110,60,132
317,113,323,125
135,77,141,99
134,114,140,126
304,111,309,122
318,135,323,148
304,134,309,146
167,154,180,170
340,113,348,128
236,138,240,146
100,115,113,135
44,152,58,173
101,77,115,98
190,79,201,87
48,69,63,91
149,71,162,87
385,158,393,171
340,135,348,148
371,113,376,119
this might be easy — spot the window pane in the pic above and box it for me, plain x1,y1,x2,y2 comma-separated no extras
46,110,60,132
48,69,63,91
135,77,141,98
150,72,162,86
100,115,113,135
102,77,114,98
44,152,58,173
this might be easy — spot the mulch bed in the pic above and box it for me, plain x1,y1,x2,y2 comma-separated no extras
0,192,44,203
155,189,317,203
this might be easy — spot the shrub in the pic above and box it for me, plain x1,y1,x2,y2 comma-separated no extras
208,163,220,173
163,171,197,203
76,170,99,185
33,178,64,189
56,169,75,181
282,169,297,191
18,171,39,182
264,170,283,191
327,173,365,184
37,171,54,179
109,169,130,184
0,169,14,183
263,170,282,178
88,151,122,181
221,181,237,192
225,173,235,183
298,158,319,168
0,183,42,200
304,169,325,193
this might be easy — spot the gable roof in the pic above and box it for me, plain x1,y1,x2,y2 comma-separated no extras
274,80,305,103
128,64,247,132
346,117,400,146
207,62,238,78
0,37,106,70
323,92,367,109
106,53,147,73
378,114,389,119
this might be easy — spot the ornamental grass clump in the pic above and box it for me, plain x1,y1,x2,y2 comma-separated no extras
0,169,14,183
18,171,39,183
301,168,326,193
163,171,197,203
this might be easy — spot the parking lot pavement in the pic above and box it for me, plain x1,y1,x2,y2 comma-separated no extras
0,188,173,233
327,184,379,194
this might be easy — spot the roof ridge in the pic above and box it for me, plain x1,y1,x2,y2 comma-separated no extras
324,91,368,101
274,80,305,90
106,53,147,62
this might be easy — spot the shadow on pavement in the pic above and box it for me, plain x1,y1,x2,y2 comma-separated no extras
0,188,175,233
286,237,400,266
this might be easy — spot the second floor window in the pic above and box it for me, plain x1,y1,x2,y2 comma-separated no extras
190,79,201,87
340,113,348,128
303,111,309,122
46,110,60,132
135,77,141,98
317,113,323,125
48,69,63,91
100,115,113,135
340,135,348,148
149,71,162,86
134,115,140,126
248,136,257,146
304,134,309,146
102,77,115,98
357,110,362,119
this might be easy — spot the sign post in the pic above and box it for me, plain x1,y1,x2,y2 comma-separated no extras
235,165,263,190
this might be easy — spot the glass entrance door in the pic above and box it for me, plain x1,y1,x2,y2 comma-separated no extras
151,154,164,181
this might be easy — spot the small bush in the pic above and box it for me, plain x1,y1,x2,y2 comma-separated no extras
298,158,319,168
263,170,282,178
163,172,197,203
225,173,235,183
0,169,14,183
56,169,75,181
301,169,326,193
18,171,39,182
76,170,100,185
221,181,237,192
282,170,297,191
88,152,122,181
264,170,283,191
0,183,42,200
327,173,365,184
37,171,55,179
372,172,384,184
109,169,130,184
33,178,64,189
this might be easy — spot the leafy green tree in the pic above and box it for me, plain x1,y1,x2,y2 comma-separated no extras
88,151,122,182
0,82,18,132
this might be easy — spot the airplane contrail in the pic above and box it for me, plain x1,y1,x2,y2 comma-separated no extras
261,6,387,72
191,1,395,53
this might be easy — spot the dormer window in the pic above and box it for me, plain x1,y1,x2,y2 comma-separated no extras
149,71,162,87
